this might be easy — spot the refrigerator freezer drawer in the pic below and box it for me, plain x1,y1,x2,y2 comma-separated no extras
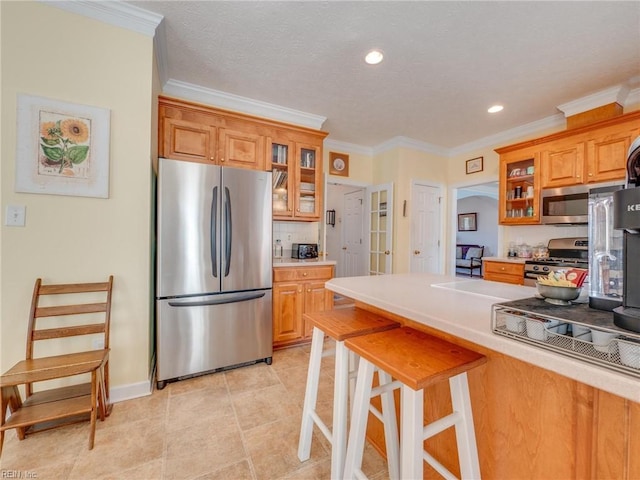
156,290,272,382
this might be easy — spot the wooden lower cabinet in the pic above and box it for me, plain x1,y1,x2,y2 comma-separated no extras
356,303,640,480
483,259,524,285
272,265,334,348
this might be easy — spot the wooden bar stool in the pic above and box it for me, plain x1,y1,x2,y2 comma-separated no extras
343,327,487,480
297,307,400,480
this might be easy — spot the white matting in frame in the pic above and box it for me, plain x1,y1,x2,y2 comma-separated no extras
15,94,110,198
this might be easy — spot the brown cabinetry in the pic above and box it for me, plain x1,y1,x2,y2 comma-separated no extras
159,96,327,220
483,259,524,285
272,265,334,348
497,110,640,225
271,140,323,221
497,146,540,225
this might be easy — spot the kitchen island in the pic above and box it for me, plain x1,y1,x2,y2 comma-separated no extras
326,273,640,479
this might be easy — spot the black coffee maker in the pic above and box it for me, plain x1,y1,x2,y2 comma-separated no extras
613,136,640,332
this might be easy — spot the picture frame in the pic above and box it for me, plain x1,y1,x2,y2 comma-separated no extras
458,213,477,231
465,156,483,175
329,151,349,177
15,94,111,198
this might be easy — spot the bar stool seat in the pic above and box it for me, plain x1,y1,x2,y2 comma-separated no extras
343,327,487,480
297,307,400,479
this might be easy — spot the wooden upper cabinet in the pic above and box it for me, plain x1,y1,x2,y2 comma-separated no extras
162,117,217,163
540,141,586,188
219,128,265,170
587,123,640,183
159,96,328,216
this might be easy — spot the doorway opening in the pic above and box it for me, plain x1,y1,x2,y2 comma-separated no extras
450,181,500,278
323,178,369,307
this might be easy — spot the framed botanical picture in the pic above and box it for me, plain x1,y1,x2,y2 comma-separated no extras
465,156,483,175
15,94,111,198
329,151,349,177
458,213,477,231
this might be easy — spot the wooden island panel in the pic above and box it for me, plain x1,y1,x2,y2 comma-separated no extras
355,301,640,479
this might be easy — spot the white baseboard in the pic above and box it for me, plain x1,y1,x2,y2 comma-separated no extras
110,379,153,403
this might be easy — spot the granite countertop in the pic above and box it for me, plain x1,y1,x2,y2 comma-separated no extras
325,273,639,402
273,257,337,267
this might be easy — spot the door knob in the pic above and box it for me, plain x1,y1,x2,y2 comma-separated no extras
414,250,420,255
342,247,347,250
384,250,390,255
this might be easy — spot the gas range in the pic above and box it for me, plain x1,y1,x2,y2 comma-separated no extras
523,237,588,285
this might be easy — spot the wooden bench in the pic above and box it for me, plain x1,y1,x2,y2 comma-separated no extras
456,244,484,277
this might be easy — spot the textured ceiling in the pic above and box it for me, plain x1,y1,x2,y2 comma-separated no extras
129,1,640,150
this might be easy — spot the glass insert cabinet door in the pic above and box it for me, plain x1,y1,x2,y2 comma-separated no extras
271,141,292,215
368,183,393,275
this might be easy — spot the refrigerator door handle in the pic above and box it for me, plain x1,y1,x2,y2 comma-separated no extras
224,186,232,277
168,291,266,307
211,186,218,277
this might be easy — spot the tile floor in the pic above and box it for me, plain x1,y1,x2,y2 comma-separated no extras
0,342,389,480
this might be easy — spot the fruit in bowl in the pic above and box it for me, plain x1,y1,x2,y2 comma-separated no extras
536,282,581,305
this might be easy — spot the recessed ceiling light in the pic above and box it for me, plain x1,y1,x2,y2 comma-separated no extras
488,105,504,113
365,50,384,65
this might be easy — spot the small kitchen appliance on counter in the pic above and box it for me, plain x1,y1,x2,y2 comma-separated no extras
291,243,318,259
588,184,625,311
523,237,588,287
613,136,640,333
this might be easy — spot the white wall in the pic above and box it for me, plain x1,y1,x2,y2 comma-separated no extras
1,3,155,395
456,195,498,256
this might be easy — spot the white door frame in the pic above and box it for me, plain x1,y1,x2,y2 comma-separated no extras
409,179,445,274
447,180,503,276
322,174,370,265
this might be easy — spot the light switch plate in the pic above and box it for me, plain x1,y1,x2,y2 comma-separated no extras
6,205,26,226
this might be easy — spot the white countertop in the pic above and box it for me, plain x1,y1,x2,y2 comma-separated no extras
326,273,639,403
482,256,526,263
273,257,337,267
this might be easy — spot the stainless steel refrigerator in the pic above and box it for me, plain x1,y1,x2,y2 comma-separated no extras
155,158,272,389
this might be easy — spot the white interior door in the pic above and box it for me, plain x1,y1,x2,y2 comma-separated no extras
367,183,393,275
342,189,365,277
410,182,442,273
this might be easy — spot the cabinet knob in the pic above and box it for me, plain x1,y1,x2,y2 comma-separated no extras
384,250,390,255
307,289,311,292
296,208,300,212
342,247,347,250
414,250,420,255
303,272,308,276
221,158,225,162
588,173,593,177
209,156,214,161
501,267,506,271
298,289,302,293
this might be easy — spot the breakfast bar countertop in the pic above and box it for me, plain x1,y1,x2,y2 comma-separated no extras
326,273,639,403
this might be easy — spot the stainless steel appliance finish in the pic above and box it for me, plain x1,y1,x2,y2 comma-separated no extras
588,184,624,311
523,237,588,286
613,135,640,333
156,158,273,388
541,184,590,224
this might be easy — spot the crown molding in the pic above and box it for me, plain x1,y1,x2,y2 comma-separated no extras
162,79,327,130
557,85,630,117
448,113,566,158
373,136,449,157
45,1,163,37
324,138,373,157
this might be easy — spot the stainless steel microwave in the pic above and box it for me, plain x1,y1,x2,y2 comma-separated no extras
541,182,623,224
